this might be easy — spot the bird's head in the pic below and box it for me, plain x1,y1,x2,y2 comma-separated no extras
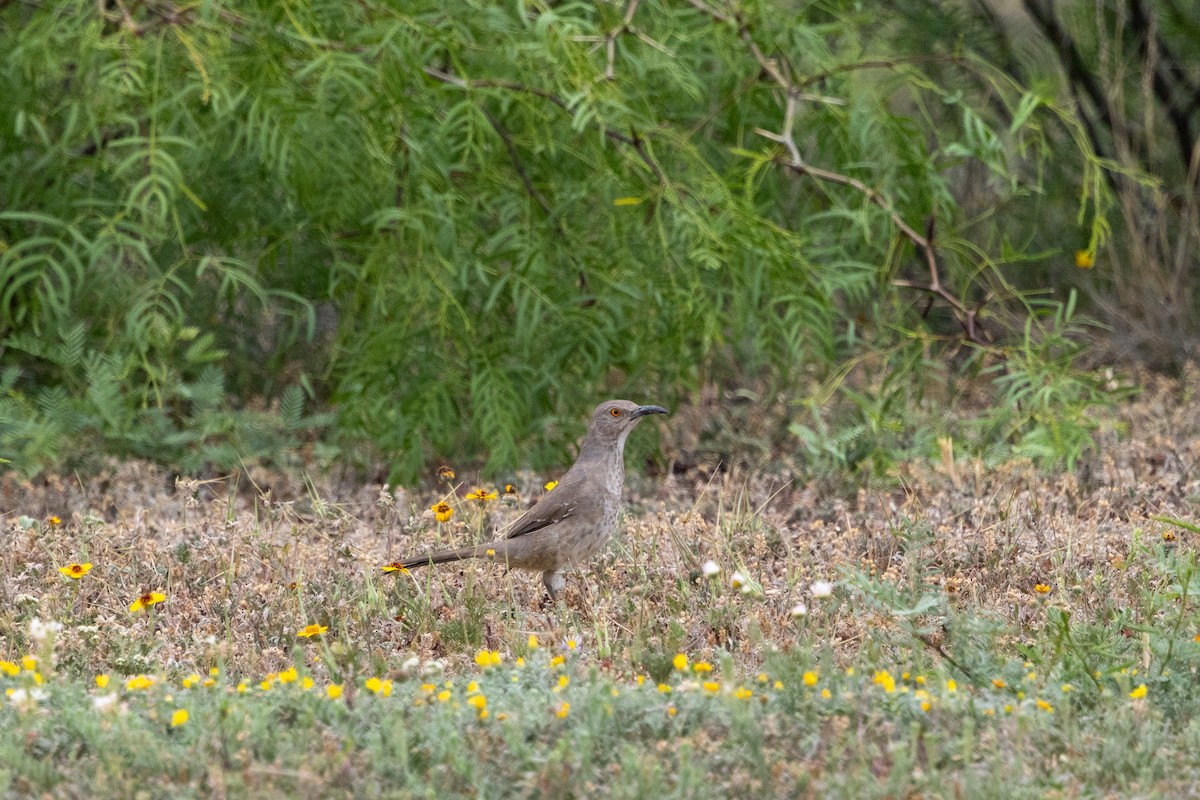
586,399,668,442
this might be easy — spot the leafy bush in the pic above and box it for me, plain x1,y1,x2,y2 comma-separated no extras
1,1,1180,480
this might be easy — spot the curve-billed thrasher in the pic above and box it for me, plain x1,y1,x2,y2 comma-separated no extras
395,399,668,598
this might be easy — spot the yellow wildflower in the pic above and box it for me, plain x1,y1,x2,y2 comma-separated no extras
129,591,166,612
692,662,712,674
431,501,454,523
702,681,720,693
673,653,688,671
437,466,456,480
278,667,298,684
297,623,328,638
1074,250,1094,269
1036,698,1054,713
381,562,410,574
992,678,1007,689
544,481,558,492
95,674,110,689
1034,584,1051,595
466,488,497,503
0,661,19,677
58,562,93,579
733,686,752,700
873,670,896,693
182,673,201,689
554,701,570,718
1130,684,1147,699
946,679,957,693
657,683,672,694
125,675,154,691
170,708,189,727
527,634,539,650
802,670,818,686
326,684,343,699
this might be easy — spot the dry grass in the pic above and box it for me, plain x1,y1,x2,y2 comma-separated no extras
1,369,1199,797
3,373,1197,680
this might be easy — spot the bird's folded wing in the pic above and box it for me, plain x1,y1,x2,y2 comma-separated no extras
503,489,577,539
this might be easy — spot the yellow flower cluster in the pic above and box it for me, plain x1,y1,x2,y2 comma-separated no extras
475,650,503,668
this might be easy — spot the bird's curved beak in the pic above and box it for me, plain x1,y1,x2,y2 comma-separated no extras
632,404,669,419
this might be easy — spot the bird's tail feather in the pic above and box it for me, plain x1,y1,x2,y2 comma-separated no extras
397,545,479,570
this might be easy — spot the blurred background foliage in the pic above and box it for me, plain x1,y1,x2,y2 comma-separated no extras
0,0,1195,483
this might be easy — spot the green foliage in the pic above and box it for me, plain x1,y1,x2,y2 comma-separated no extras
979,292,1120,469
0,1,1178,480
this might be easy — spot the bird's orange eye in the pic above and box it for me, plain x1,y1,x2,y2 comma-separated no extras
610,408,622,417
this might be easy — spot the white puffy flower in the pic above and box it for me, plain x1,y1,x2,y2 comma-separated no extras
421,659,446,677
7,687,47,707
730,571,747,590
701,560,720,578
810,581,834,598
28,617,63,646
790,602,808,618
401,656,421,675
92,693,119,713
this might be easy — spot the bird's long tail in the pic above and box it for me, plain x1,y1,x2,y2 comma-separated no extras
396,545,482,570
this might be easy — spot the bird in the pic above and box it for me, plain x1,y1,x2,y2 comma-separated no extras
394,399,668,598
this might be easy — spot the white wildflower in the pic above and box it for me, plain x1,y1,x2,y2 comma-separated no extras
92,693,119,713
7,687,47,708
28,617,63,647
